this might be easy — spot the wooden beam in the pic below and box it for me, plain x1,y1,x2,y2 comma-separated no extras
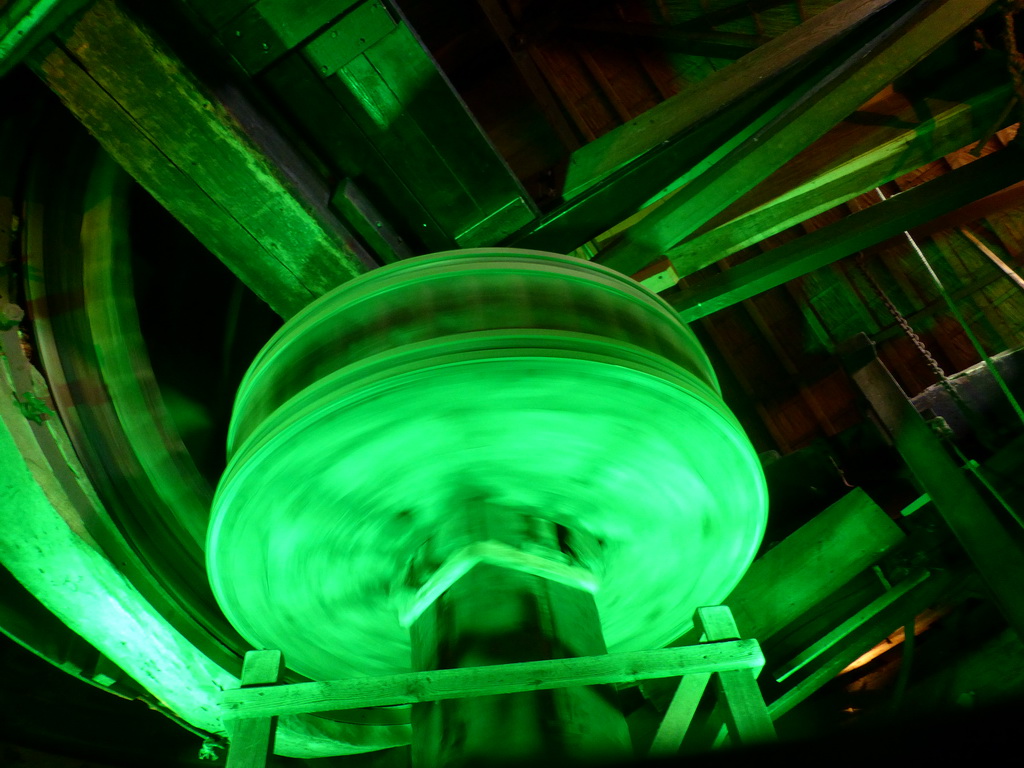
766,566,957,719
845,334,1024,642
0,0,88,76
226,650,284,768
30,0,375,318
641,488,903,707
559,0,902,199
670,142,1024,322
220,640,765,720
475,0,584,152
676,0,796,30
670,80,1014,276
595,0,997,277
508,0,902,254
696,606,776,745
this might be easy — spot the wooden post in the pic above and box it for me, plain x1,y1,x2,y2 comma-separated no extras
695,606,775,746
410,564,631,767
226,650,284,768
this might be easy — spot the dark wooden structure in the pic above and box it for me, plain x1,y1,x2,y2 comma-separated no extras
3,0,1024,764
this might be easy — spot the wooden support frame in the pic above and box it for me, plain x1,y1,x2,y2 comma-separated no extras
220,607,771,764
226,650,284,768
669,142,1024,323
0,0,89,77
30,0,376,318
594,0,997,277
509,0,904,253
843,333,1024,642
669,78,1015,276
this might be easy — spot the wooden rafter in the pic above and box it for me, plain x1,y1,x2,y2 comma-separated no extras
594,0,998,277
669,77,1016,276
510,0,904,252
30,0,376,318
669,142,1024,322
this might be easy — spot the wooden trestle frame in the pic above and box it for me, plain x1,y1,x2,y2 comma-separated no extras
219,605,775,767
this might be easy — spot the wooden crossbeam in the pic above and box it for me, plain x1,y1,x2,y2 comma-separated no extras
669,142,1024,322
30,0,376,318
641,489,902,710
594,0,997,277
668,79,1015,276
0,0,88,77
846,335,1024,642
220,639,764,720
510,0,903,252
226,650,284,768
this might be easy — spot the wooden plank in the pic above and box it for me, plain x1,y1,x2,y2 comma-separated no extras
670,81,1014,275
0,0,89,77
568,21,770,60
561,0,902,198
845,334,1024,641
509,0,903,253
767,566,957,719
323,20,535,247
772,569,930,682
222,0,360,74
595,0,996,277
227,650,284,768
302,0,395,77
648,671,711,755
259,52,453,252
220,640,765,720
358,20,536,245
32,0,374,318
670,143,1024,323
695,606,776,745
330,178,413,264
641,488,902,709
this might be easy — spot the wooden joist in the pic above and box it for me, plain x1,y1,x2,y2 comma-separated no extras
0,0,89,77
219,640,765,720
669,79,1015,276
641,488,903,708
31,0,376,318
562,0,903,199
670,142,1024,322
594,0,997,277
508,0,903,254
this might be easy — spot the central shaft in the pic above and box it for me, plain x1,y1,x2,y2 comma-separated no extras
407,503,631,766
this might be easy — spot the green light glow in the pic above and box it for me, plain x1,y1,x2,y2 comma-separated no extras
209,249,767,682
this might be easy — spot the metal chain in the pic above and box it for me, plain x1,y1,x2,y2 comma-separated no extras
854,253,965,407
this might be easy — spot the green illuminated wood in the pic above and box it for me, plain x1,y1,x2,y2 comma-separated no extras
227,650,284,768
642,488,902,707
767,567,956,719
670,78,1014,275
510,0,903,254
222,0,361,74
595,0,995,277
695,606,775,745
773,569,930,682
324,19,536,247
220,640,764,720
0,0,88,76
31,0,374,318
561,0,901,200
648,670,711,755
670,143,1024,322
847,335,1024,641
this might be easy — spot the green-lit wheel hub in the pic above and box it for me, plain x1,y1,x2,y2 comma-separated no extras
208,249,767,682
